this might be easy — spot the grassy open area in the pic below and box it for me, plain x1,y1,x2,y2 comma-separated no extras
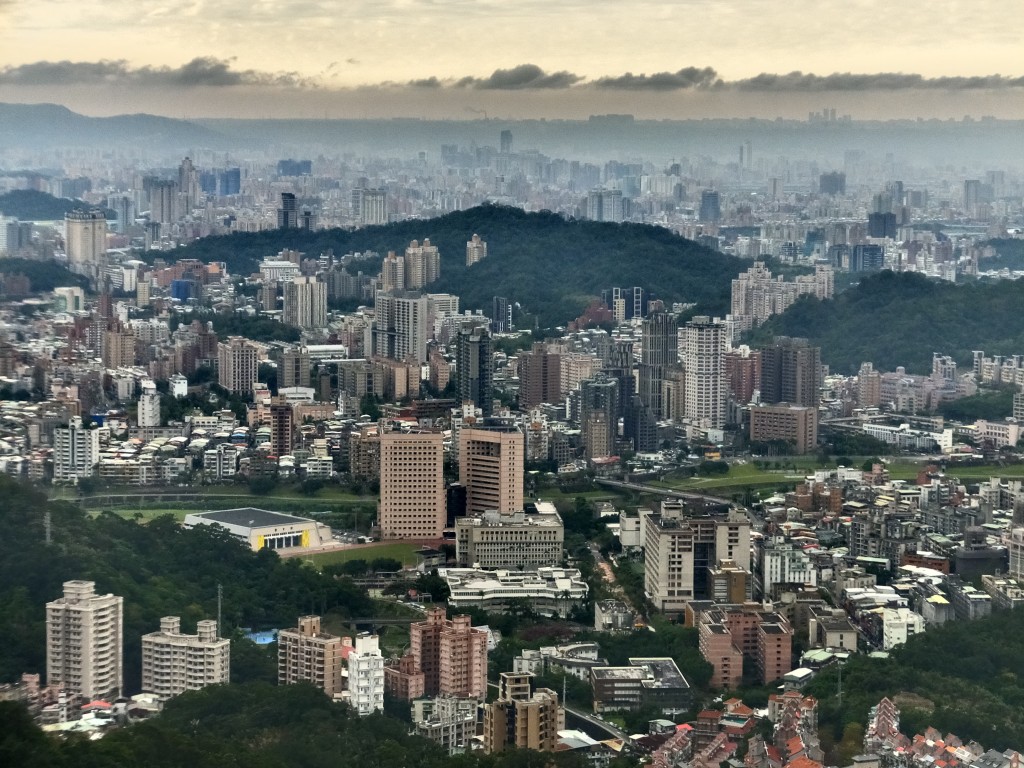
90,508,194,522
303,541,422,570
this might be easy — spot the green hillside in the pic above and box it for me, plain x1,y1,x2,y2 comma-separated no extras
166,204,745,325
0,189,114,221
751,270,1024,375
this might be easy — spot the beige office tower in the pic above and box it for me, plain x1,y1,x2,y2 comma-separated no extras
46,580,123,702
141,617,229,700
379,431,445,539
410,608,488,699
64,209,107,281
483,672,564,754
404,238,441,289
218,336,260,395
466,234,487,266
459,422,524,516
278,616,344,696
283,276,327,330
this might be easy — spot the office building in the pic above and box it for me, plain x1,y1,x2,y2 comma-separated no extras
459,420,523,516
410,608,488,699
518,343,562,408
53,416,100,482
278,615,344,696
456,325,493,416
681,316,727,429
280,346,312,389
591,658,691,714
64,209,107,281
46,580,123,702
456,506,564,569
760,337,821,407
283,276,327,330
141,617,229,700
379,430,445,539
491,296,512,333
699,190,721,223
466,233,488,266
443,567,588,618
638,312,677,419
404,238,441,289
483,672,563,754
218,336,260,395
643,500,751,612
371,291,430,364
750,404,818,454
580,375,618,459
277,192,298,229
347,633,384,715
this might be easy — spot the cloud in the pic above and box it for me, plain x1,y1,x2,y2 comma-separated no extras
0,58,312,88
730,71,1024,91
407,64,583,90
592,67,720,91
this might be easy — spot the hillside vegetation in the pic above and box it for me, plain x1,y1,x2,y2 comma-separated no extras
752,271,1024,374
0,189,114,221
167,205,745,325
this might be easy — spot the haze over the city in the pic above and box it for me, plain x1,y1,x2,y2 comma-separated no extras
2,0,1024,119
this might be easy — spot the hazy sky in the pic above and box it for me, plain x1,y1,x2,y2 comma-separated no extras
2,0,1024,119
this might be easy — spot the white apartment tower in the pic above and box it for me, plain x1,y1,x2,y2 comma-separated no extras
283,276,328,330
138,380,161,428
46,580,123,702
379,430,446,539
53,416,100,482
141,617,230,700
218,336,260,395
347,633,385,715
682,316,728,430
371,291,430,365
466,234,488,266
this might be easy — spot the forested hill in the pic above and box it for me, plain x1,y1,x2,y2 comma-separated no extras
0,189,114,221
751,270,1024,375
167,205,745,325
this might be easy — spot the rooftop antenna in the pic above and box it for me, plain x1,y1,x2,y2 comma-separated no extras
217,583,223,637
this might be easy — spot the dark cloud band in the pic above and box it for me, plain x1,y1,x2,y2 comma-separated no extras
0,57,311,88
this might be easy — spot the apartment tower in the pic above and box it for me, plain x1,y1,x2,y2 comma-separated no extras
217,336,260,395
46,580,123,702
410,608,488,699
140,617,229,700
277,615,344,696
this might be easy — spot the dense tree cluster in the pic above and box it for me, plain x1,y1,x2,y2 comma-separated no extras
751,270,1024,374
0,189,115,221
0,258,88,293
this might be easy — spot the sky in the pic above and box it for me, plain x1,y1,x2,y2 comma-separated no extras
1,0,1024,119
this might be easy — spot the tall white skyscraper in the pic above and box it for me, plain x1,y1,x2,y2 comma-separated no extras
682,316,728,429
347,633,384,715
46,580,123,702
138,379,161,428
53,416,100,482
371,291,430,364
283,276,327,330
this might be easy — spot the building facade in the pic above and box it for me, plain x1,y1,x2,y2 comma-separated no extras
277,615,345,696
459,421,524,516
379,430,446,539
347,633,384,715
140,616,229,700
410,608,488,699
46,580,123,702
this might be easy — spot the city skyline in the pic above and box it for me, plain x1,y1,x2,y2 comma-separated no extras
2,0,1024,119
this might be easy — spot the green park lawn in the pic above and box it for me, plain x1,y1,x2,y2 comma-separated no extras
304,541,422,570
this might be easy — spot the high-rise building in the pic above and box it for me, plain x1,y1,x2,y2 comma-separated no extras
643,501,751,612
283,276,327,330
580,375,618,459
380,251,406,292
149,180,178,225
519,343,562,409
141,617,229,700
456,325,493,416
724,346,762,406
353,188,388,226
500,130,513,154
586,188,624,223
491,296,512,333
277,192,298,229
217,336,260,395
138,380,161,428
278,615,344,696
269,396,294,457
103,327,137,369
857,362,881,408
699,190,721,223
178,156,200,214
371,291,430,365
681,316,727,429
347,633,384,715
638,312,677,419
404,239,441,289
750,403,819,454
280,346,312,389
46,580,123,702
53,416,100,482
410,608,488,699
759,337,821,407
64,209,107,281
482,672,563,754
459,420,524,516
466,234,488,266
379,431,446,539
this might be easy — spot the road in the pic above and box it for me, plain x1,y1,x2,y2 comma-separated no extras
594,478,732,504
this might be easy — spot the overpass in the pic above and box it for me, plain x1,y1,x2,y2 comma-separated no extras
595,478,732,505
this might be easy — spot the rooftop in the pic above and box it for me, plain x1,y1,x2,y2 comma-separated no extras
188,507,313,528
